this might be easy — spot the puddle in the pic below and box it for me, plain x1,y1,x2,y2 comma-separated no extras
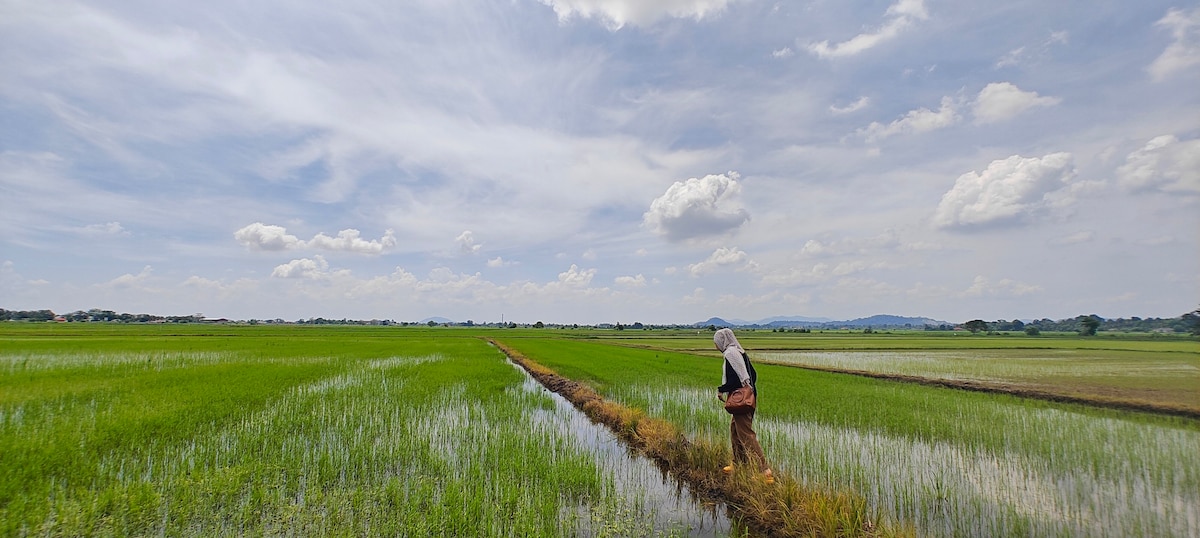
508,361,736,537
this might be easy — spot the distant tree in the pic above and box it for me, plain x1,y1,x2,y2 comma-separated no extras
427,320,437,327
1183,306,1200,336
1024,326,1040,336
1010,319,1025,331
1079,315,1101,336
534,321,544,328
963,320,989,334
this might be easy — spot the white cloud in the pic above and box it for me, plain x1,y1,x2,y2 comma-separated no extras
972,82,1061,124
456,231,482,254
80,222,129,237
643,172,749,241
995,47,1026,69
539,0,737,29
308,229,397,254
235,223,396,254
830,96,870,115
933,153,1077,229
772,47,794,58
1115,135,1200,194
860,97,959,142
1149,7,1200,81
959,275,1042,298
234,223,304,251
994,31,1069,69
687,246,752,277
487,256,516,268
807,0,928,59
556,264,596,287
105,266,154,289
797,231,900,258
272,256,330,279
614,274,647,287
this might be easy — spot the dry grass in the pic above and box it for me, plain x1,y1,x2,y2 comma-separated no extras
490,339,912,538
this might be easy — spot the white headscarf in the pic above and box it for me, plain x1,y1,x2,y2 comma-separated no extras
714,328,750,388
713,327,743,353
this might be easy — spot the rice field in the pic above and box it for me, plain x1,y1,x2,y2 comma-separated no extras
754,348,1200,414
502,337,1200,538
0,326,730,537
3,324,1197,537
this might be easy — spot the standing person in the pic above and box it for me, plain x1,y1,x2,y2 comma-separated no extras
714,328,774,484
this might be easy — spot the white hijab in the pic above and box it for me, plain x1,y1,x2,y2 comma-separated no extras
713,327,743,353
714,328,750,388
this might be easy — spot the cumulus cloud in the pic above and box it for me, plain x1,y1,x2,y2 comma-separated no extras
234,223,302,251
772,47,794,58
271,256,330,279
539,0,736,29
933,153,1077,229
972,82,1060,124
308,228,397,254
614,274,647,287
487,256,516,268
859,97,959,142
556,264,596,287
456,231,482,254
830,96,870,115
643,172,749,241
1149,7,1200,80
235,223,396,254
687,246,753,277
1115,135,1200,194
105,266,153,288
808,0,928,59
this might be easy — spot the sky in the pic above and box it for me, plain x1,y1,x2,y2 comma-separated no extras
1,0,1198,325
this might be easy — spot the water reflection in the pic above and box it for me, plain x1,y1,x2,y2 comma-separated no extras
508,361,738,537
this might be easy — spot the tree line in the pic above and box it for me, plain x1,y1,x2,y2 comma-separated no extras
953,309,1200,336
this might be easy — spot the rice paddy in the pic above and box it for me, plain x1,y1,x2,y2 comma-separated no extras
2,324,1197,537
502,336,1200,538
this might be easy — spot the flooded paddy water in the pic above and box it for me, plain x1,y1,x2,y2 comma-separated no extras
508,360,738,537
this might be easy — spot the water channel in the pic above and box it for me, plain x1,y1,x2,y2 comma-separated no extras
507,360,740,537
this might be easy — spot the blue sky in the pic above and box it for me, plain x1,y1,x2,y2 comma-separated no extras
2,0,1197,324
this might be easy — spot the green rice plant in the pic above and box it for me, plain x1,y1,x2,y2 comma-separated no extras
0,328,719,537
499,337,1200,538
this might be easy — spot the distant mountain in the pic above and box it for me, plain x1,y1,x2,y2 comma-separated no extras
755,315,834,324
419,316,454,324
837,314,947,327
696,317,733,327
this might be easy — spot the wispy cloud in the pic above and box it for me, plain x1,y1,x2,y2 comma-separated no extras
1149,7,1200,81
807,0,928,59
859,97,959,142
